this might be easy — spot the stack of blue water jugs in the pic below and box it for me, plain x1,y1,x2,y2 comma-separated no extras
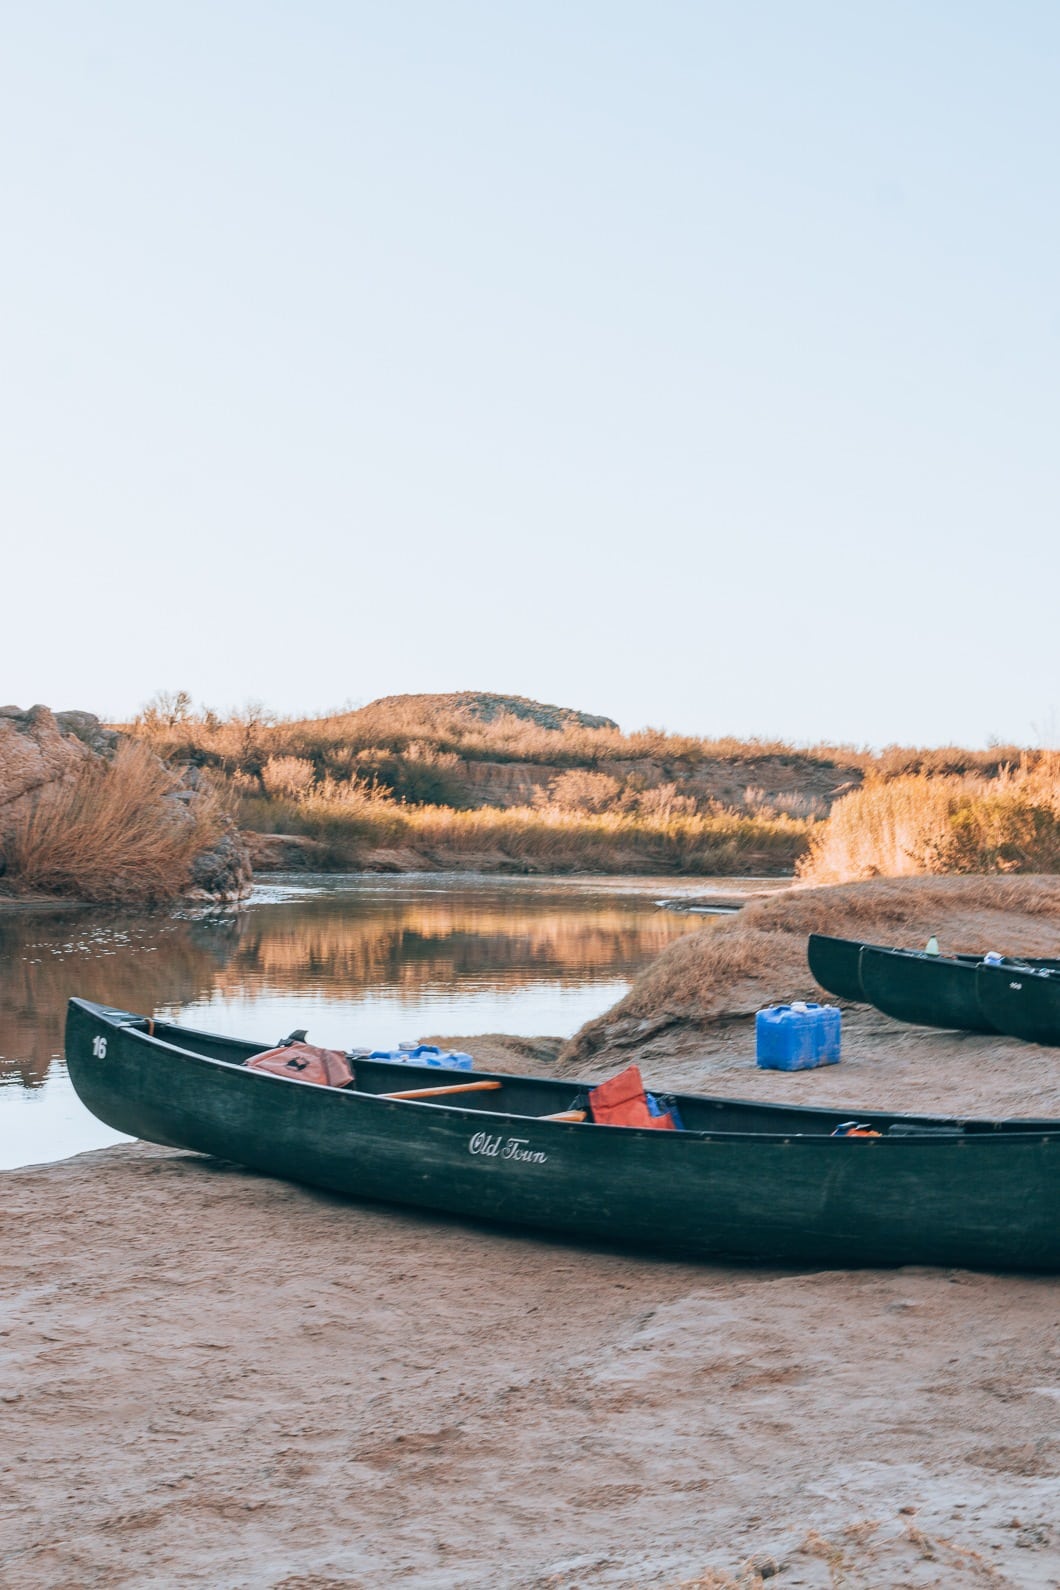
755,1001,841,1071
362,1042,473,1071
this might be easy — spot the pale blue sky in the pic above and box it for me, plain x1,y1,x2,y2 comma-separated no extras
3,3,1057,746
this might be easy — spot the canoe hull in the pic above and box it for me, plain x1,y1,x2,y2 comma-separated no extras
976,963,1060,1047
858,946,998,1034
807,933,866,1002
64,1000,1060,1272
810,934,1060,1036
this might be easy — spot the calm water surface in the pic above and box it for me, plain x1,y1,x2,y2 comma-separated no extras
0,873,764,1169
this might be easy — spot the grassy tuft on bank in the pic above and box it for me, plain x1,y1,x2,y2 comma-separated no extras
3,742,227,904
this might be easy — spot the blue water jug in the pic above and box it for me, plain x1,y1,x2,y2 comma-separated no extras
755,1002,841,1070
412,1045,473,1071
367,1043,473,1071
816,1004,842,1065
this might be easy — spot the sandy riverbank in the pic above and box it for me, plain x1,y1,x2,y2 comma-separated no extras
3,1142,1058,1590
3,877,1060,1587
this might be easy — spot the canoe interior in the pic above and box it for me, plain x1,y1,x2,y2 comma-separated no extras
86,1005,1054,1140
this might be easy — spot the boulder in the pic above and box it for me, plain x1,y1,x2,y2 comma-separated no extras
187,826,253,900
0,705,99,832
54,711,120,755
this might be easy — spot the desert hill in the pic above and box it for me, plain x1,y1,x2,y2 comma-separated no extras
277,692,864,817
342,692,619,733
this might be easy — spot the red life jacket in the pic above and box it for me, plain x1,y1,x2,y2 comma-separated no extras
243,1042,354,1088
588,1063,675,1130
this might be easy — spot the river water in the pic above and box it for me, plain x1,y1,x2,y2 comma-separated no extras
0,872,766,1170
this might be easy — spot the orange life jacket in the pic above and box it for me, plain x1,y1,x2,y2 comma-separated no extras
243,1042,354,1088
588,1063,675,1130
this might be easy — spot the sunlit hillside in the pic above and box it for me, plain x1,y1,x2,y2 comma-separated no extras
112,690,1060,881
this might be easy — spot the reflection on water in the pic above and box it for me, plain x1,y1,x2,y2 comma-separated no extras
0,911,238,1090
0,873,738,1167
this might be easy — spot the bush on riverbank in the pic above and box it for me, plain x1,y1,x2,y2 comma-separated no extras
798,758,1060,885
3,742,228,904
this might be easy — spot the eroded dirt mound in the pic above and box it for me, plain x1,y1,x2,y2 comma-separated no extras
561,874,1060,1078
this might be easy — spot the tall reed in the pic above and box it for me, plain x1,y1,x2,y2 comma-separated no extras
799,759,1060,884
5,742,224,903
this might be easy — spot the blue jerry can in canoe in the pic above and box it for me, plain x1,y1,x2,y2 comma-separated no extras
755,1002,841,1070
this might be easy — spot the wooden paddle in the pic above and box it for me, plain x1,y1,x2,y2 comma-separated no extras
380,1079,504,1100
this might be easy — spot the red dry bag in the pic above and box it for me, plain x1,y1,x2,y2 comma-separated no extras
588,1063,675,1129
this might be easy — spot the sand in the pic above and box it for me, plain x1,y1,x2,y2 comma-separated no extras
3,1061,1059,1586
4,880,1060,1588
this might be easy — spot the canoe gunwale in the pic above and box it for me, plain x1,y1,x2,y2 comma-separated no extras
69,999,1060,1146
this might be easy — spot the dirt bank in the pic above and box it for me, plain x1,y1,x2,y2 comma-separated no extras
3,874,1060,1588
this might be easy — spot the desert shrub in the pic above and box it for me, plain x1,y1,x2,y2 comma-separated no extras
540,770,623,813
352,745,467,806
873,743,1029,779
797,776,968,884
799,758,1060,884
930,794,1060,875
5,741,223,903
632,783,699,820
261,756,316,799
136,688,194,732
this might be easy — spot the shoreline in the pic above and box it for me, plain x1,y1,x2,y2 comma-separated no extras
0,864,791,913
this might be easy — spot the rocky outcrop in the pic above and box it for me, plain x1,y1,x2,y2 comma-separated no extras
187,827,253,900
0,705,107,832
456,760,557,807
357,692,619,732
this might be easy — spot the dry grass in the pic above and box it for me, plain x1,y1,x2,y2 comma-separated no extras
231,784,813,874
798,775,972,883
562,873,1060,1061
800,759,1060,885
4,741,225,904
123,696,1060,882
129,693,1048,781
